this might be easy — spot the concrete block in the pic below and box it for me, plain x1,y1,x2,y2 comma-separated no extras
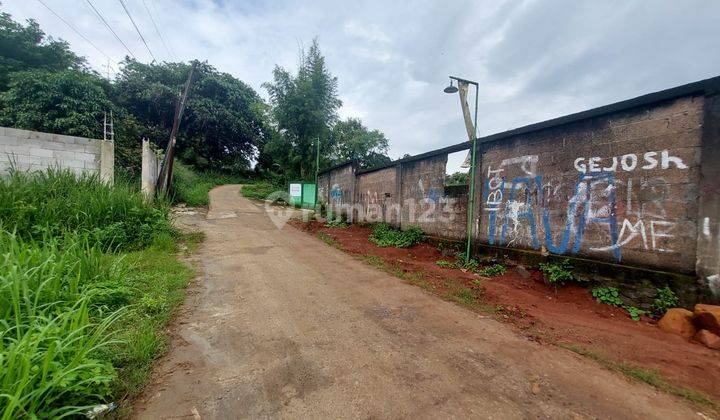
29,148,54,158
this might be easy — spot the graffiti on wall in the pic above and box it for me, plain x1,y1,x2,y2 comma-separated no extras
483,150,690,263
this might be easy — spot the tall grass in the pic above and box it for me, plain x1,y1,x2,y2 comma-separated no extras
0,169,171,250
0,169,195,417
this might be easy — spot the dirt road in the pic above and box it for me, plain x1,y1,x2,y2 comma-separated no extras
134,185,703,419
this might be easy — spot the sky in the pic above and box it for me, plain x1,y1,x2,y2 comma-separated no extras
4,0,720,173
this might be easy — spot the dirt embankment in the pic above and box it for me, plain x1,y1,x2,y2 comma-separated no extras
292,220,720,404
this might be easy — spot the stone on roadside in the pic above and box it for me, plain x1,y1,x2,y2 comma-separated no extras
657,308,696,339
693,329,720,350
693,304,720,336
516,265,530,279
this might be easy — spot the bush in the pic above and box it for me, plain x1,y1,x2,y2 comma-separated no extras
0,169,172,250
369,223,425,248
651,286,679,318
591,286,649,321
172,162,247,206
538,259,574,287
479,264,507,277
592,286,623,306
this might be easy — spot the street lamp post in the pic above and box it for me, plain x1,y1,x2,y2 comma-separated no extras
444,76,479,262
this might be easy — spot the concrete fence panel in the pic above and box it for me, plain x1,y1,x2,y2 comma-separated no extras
0,126,114,183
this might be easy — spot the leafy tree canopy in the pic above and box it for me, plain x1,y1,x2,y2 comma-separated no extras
0,13,86,89
262,39,342,179
330,117,390,169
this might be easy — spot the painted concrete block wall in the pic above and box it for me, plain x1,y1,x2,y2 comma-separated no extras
477,95,704,272
0,127,113,182
327,163,355,219
355,166,399,224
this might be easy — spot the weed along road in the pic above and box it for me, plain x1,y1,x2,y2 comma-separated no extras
134,185,699,419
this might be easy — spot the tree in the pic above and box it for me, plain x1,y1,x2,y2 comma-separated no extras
112,59,268,171
445,171,469,186
262,39,341,179
329,117,390,169
0,69,110,138
0,13,86,90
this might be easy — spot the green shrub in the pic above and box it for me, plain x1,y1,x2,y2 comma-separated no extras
591,286,649,321
592,286,623,306
436,260,455,268
651,286,679,318
626,306,647,322
479,264,507,277
538,259,574,287
369,223,425,248
325,219,348,228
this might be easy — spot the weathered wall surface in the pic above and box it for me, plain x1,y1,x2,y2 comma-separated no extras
141,139,160,201
478,95,704,272
399,155,467,238
0,126,113,183
317,172,329,206
355,166,399,224
326,163,355,219
696,92,720,297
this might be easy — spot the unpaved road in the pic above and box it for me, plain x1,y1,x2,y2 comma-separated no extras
134,185,703,419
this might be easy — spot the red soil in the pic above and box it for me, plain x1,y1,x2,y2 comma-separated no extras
291,220,720,403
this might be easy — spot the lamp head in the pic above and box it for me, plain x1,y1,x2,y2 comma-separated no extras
444,79,458,94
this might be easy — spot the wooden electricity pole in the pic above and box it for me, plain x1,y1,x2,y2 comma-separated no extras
157,63,196,193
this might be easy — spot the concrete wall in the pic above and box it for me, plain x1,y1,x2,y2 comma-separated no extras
696,92,720,297
141,139,161,201
0,126,113,183
317,76,720,301
326,163,355,220
355,165,399,225
477,95,703,272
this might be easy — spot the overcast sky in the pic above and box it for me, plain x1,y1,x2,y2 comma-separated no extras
4,0,720,172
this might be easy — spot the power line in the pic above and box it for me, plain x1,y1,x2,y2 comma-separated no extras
36,0,115,66
141,0,173,60
84,0,136,59
117,0,157,62
148,0,177,58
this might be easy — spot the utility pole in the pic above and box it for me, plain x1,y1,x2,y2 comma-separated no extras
314,136,320,206
157,63,196,193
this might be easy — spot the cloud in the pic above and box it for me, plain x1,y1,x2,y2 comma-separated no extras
4,0,720,173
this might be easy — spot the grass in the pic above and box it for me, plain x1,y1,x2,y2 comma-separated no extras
0,169,197,418
559,343,718,411
240,181,285,202
0,169,172,251
172,162,247,206
316,232,340,248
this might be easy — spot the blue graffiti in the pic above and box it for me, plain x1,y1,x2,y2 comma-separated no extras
330,185,342,200
484,176,505,245
427,187,441,204
487,171,622,262
572,172,621,261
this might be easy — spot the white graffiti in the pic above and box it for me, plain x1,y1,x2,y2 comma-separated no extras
574,150,688,173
